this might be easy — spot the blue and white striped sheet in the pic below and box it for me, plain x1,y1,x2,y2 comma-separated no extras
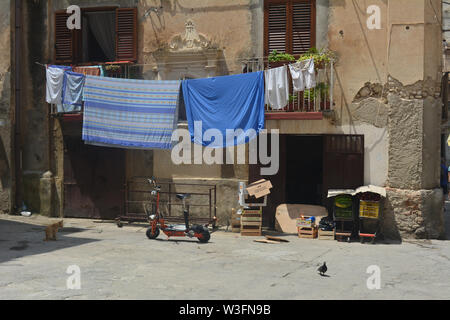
82,76,181,150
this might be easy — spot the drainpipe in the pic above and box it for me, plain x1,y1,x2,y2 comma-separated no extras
14,0,23,212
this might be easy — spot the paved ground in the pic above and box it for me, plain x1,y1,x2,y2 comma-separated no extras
1,207,450,300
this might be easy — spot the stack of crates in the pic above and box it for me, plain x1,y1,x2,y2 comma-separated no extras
240,208,262,236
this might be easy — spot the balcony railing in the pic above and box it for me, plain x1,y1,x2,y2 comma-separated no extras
242,58,334,118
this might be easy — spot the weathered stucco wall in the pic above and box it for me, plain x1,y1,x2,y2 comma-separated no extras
19,1,52,214
0,1,12,214
16,0,445,238
271,0,444,239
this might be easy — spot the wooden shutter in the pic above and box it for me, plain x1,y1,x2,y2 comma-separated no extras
267,4,287,54
292,1,315,54
116,8,137,62
55,11,74,63
265,0,315,56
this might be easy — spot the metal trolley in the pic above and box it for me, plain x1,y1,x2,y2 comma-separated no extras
358,192,383,244
329,191,356,243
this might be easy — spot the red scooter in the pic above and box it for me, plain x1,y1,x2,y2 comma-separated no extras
145,178,210,243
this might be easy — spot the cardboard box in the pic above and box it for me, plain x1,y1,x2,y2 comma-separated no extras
246,179,273,199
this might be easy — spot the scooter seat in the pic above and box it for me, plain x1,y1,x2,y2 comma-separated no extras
167,224,187,232
176,193,191,200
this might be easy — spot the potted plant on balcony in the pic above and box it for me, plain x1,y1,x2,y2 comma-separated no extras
268,50,296,68
298,48,336,70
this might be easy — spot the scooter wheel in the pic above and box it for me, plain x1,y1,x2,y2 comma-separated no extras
146,227,160,240
198,229,211,243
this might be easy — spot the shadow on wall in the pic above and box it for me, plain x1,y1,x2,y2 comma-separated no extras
382,196,403,243
0,218,99,264
0,137,11,190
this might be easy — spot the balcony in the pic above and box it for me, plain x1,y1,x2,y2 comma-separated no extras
242,58,334,120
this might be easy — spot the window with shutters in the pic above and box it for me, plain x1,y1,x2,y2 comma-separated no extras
264,0,316,57
54,7,137,64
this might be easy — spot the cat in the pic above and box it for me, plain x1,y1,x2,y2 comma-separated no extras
44,220,64,241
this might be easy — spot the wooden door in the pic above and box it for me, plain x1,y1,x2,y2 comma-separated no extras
322,135,364,200
64,138,125,219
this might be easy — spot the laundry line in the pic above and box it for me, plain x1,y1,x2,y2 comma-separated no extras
34,55,336,70
42,57,334,116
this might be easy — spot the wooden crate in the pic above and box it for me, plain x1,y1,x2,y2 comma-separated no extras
298,226,318,239
318,229,335,240
241,209,262,236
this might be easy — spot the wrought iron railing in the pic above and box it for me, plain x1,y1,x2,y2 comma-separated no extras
242,58,334,114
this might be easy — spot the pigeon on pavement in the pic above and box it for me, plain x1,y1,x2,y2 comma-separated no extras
318,262,327,276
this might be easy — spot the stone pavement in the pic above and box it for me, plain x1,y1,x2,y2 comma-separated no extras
0,212,450,300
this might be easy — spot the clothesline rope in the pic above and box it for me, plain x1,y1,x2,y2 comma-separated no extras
35,56,336,70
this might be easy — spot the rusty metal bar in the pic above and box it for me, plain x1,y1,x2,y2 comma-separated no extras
214,185,217,219
209,188,212,221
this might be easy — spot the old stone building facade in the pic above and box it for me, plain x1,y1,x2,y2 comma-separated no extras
0,0,446,240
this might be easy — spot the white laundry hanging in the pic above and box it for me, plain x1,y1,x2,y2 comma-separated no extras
289,58,316,92
264,65,289,110
46,65,72,105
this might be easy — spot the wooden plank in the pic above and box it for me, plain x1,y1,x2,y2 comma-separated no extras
241,221,263,226
254,239,280,244
265,236,290,243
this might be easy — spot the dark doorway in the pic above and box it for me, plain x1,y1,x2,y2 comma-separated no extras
286,136,323,205
63,137,125,219
249,134,364,229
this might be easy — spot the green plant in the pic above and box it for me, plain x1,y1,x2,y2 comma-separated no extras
298,48,336,67
289,94,298,103
304,82,330,102
268,50,295,62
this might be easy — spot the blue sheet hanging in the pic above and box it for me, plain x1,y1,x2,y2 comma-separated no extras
182,72,265,148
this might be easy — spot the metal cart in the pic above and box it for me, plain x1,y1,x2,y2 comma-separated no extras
358,192,383,244
116,177,217,228
328,190,356,242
